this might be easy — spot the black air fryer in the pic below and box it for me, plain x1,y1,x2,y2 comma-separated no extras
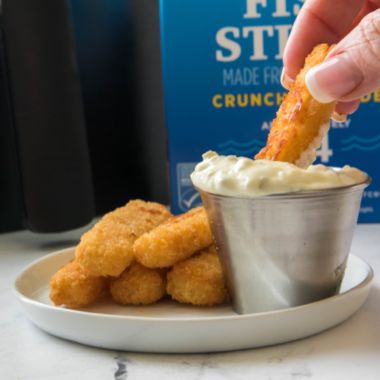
0,0,95,233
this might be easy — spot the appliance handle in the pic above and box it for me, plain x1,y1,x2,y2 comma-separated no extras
0,0,95,232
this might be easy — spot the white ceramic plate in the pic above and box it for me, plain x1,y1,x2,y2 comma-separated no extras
14,248,373,353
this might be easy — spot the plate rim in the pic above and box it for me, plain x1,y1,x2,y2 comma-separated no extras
14,247,374,323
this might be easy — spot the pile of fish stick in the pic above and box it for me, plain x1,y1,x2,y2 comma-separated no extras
49,200,228,307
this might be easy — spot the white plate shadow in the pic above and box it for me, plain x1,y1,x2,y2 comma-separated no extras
14,248,373,353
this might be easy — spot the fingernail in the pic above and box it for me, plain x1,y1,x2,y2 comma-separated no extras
331,111,347,123
281,68,295,90
305,53,363,103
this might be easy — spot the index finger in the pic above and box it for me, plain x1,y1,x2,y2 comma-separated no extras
283,0,366,79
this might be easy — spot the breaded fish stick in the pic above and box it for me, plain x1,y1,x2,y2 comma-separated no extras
167,245,228,306
76,200,172,277
255,44,337,168
133,206,213,268
110,262,166,305
49,260,109,308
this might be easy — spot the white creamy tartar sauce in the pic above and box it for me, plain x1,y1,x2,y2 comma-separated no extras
191,151,367,197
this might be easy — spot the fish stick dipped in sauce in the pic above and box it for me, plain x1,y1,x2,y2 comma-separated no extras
255,44,337,168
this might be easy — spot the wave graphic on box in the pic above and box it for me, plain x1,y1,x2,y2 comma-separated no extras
341,135,380,151
218,139,265,155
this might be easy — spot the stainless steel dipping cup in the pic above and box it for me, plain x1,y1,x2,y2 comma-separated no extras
196,175,371,315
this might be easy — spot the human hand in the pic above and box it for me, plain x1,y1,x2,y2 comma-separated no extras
282,0,380,117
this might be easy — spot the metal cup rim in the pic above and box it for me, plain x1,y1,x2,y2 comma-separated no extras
194,168,371,200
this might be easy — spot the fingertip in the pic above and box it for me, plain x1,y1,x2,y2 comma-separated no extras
282,45,303,81
280,68,295,90
335,99,361,115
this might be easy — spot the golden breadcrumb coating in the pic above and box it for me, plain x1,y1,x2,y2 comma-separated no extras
110,262,166,305
133,206,213,268
166,245,228,306
255,44,337,168
75,200,172,277
49,260,109,308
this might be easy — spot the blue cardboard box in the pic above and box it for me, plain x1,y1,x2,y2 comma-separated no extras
160,0,379,221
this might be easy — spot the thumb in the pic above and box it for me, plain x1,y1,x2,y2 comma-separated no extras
306,9,380,103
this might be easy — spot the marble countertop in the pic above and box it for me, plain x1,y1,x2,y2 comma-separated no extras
1,223,380,380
